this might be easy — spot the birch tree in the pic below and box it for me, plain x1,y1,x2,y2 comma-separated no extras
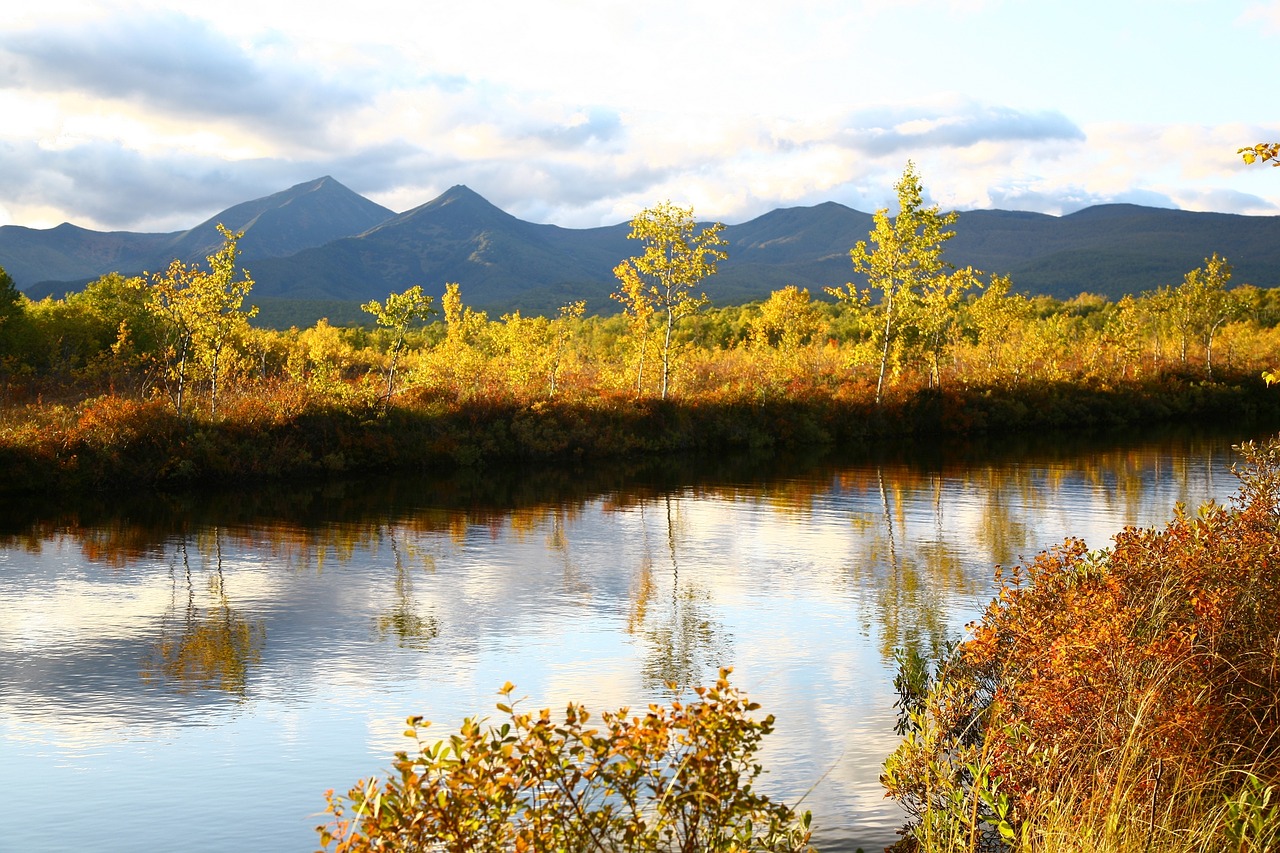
827,163,956,404
361,285,436,404
1174,254,1241,377
612,202,727,399
147,225,256,416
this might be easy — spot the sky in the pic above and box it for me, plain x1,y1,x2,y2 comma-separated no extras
1,0,1278,233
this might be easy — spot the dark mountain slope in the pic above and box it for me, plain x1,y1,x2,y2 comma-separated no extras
249,186,634,306
5,177,394,297
226,193,1280,314
725,201,874,263
0,223,174,288
951,205,1280,298
155,176,395,263
8,179,1280,318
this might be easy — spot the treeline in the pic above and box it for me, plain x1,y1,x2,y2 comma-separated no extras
2,167,1279,491
3,249,1279,410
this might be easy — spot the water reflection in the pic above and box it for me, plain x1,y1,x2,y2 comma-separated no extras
371,528,439,650
0,425,1267,853
141,534,266,696
630,496,733,693
844,466,974,659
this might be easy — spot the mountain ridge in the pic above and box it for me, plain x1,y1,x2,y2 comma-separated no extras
6,179,1280,320
157,175,395,263
3,177,394,294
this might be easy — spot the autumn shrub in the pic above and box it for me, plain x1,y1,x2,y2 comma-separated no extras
4,361,1279,494
6,395,188,487
318,669,813,853
882,437,1280,852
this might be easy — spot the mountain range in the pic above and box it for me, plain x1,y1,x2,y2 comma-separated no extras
4,176,1279,326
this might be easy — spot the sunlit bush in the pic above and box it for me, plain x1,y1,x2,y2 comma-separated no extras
318,669,812,853
883,438,1280,851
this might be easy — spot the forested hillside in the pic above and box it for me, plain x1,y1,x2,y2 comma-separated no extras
5,179,1279,324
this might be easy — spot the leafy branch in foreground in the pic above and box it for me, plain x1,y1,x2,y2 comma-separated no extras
1239,143,1280,167
318,668,812,853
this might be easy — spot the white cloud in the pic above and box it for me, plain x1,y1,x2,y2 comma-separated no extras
824,100,1085,158
1240,0,1280,32
1170,188,1277,215
0,11,374,149
0,1,1278,231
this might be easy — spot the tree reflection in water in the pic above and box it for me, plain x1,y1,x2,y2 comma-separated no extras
628,495,731,694
4,427,1250,702
840,467,966,660
141,529,265,696
0,426,1261,853
372,526,439,650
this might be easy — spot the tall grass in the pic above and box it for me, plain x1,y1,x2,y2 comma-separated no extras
1026,749,1277,852
884,438,1280,852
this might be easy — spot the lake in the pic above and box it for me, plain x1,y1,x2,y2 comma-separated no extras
0,427,1264,852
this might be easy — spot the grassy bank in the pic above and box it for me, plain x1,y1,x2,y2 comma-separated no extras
3,368,1277,495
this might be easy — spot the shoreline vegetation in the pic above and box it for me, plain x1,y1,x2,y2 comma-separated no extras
2,370,1277,496
312,437,1280,853
4,164,1280,496
880,436,1280,852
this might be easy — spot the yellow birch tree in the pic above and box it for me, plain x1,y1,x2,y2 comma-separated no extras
146,224,256,416
612,202,727,399
827,163,957,404
361,285,436,404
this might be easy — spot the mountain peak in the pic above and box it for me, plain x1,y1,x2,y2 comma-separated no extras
1065,203,1176,220
395,185,517,227
432,184,495,207
158,177,395,262
296,175,347,193
8,181,1280,316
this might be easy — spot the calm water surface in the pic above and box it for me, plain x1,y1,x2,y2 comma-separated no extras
0,429,1265,852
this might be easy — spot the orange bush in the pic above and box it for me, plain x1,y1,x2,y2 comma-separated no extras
884,438,1280,850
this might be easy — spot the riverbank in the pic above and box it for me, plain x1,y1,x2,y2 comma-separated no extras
883,435,1280,852
3,368,1277,495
